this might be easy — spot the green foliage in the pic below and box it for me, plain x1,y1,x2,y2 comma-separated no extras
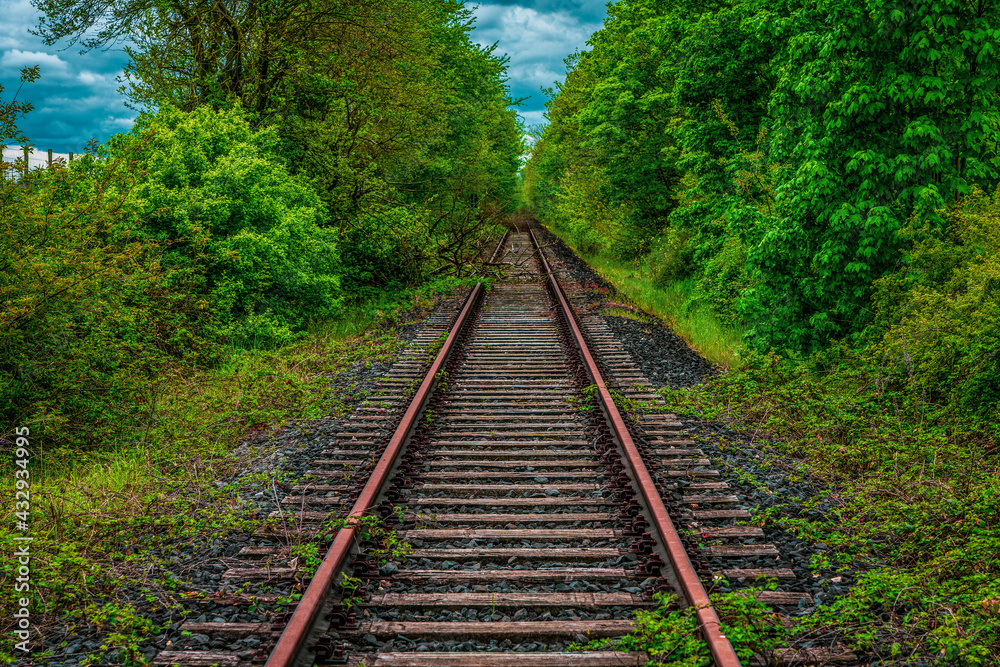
539,226,745,369
569,593,708,666
665,340,1000,660
8,0,523,454
529,2,1000,654
326,514,412,609
713,588,795,664
35,0,523,286
338,573,366,610
569,590,790,666
0,64,40,147
0,286,438,659
107,105,342,348
869,186,1000,418
742,0,1000,352
0,141,215,449
797,567,1000,664
575,4,684,246
5,3,521,660
549,165,621,255
339,209,430,297
526,0,1000,353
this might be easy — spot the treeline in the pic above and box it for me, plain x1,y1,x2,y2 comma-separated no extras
2,0,522,449
524,0,1000,416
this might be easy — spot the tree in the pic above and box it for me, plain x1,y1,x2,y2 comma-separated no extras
744,0,1000,351
34,0,524,291
527,0,1000,353
33,0,420,116
104,105,342,346
1,65,40,147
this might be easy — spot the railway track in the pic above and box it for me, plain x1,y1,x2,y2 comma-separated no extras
153,227,851,667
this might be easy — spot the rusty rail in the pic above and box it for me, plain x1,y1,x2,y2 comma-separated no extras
265,234,508,667
528,226,742,667
489,230,509,264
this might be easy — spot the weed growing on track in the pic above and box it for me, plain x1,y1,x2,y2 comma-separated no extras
569,590,788,665
328,514,412,610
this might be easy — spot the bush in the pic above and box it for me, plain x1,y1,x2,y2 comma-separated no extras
695,233,750,326
0,148,218,449
650,227,696,285
0,105,348,449
338,207,430,298
548,165,627,256
869,187,1000,419
107,105,342,347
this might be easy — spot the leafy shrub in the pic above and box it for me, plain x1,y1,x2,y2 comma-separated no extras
650,227,696,285
528,0,1000,354
549,164,625,256
570,590,790,665
0,105,348,449
695,234,750,325
608,213,655,261
870,187,1000,418
0,148,218,449
107,105,342,347
338,207,430,298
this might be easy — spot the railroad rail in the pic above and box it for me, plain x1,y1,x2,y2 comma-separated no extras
153,227,845,667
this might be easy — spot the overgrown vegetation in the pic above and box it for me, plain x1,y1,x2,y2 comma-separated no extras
526,0,1000,356
661,339,1000,662
0,283,455,663
562,249,744,369
527,0,1000,661
5,0,521,451
1,1,519,660
570,590,791,665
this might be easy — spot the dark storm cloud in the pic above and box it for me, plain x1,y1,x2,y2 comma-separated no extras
474,0,608,18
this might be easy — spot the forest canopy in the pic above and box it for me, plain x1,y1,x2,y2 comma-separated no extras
524,0,1000,417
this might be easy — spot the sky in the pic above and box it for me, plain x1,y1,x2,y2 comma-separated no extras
0,0,608,151
470,1,608,132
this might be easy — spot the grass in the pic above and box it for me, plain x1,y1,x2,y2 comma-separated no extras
541,224,745,370
662,351,1000,664
0,277,472,665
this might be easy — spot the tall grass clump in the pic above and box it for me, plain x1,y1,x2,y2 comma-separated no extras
540,221,744,370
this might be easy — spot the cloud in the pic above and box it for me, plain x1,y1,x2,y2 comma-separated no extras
76,70,106,85
1,49,69,74
0,0,38,50
518,109,547,130
100,115,136,131
474,0,608,18
472,3,606,126
0,0,604,151
0,0,133,149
